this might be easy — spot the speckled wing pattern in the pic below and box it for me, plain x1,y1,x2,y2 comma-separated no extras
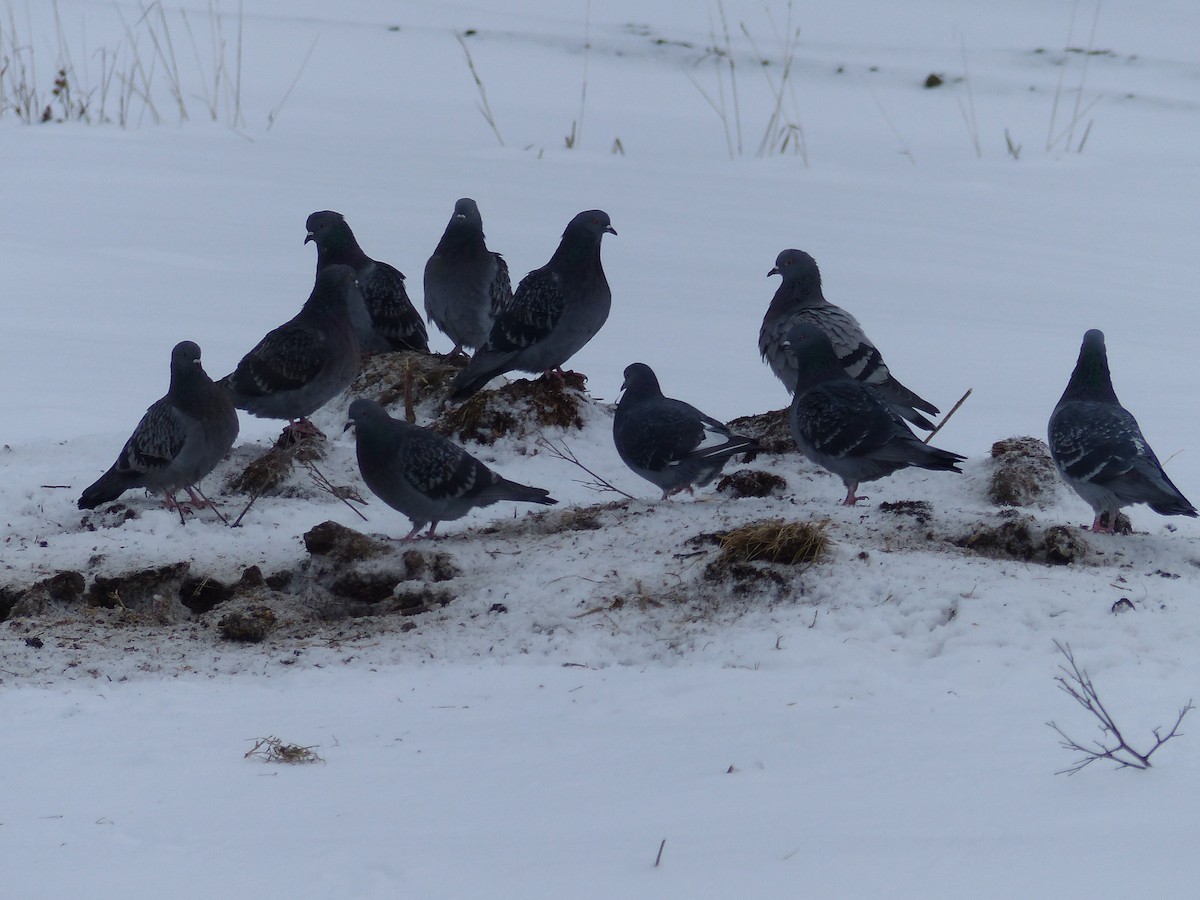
795,380,904,461
395,429,492,501
228,324,328,398
620,402,712,470
362,261,429,351
489,268,565,353
117,400,189,476
490,254,514,318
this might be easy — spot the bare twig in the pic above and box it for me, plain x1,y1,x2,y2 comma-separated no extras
536,435,637,500
455,32,504,147
1047,640,1193,774
244,735,323,764
654,838,666,868
303,459,369,522
922,387,972,444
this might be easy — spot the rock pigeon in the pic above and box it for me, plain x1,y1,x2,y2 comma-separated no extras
305,210,429,354
79,341,239,514
784,323,964,505
613,362,761,499
423,198,513,356
761,249,939,430
1048,329,1196,533
345,398,557,539
448,209,616,400
222,264,363,434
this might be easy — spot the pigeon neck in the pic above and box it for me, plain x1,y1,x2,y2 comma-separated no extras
617,380,661,409
1061,348,1118,403
774,270,823,311
169,363,211,411
549,232,601,273
317,231,369,270
435,220,486,257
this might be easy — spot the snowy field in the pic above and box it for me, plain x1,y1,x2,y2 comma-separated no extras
4,1,1200,896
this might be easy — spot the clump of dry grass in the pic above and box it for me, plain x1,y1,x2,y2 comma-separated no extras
351,351,465,419
989,436,1059,508
434,375,587,445
715,518,828,566
244,736,322,764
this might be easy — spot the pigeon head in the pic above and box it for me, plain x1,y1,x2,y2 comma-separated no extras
434,198,487,253
345,398,396,437
619,362,664,402
451,197,482,224
171,340,202,368
1061,328,1118,403
781,322,844,388
565,209,617,240
768,248,821,285
305,210,357,251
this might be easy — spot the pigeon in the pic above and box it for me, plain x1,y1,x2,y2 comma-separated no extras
449,209,616,400
761,249,940,430
424,198,513,356
1048,329,1196,533
784,322,964,505
79,341,239,515
222,264,363,434
344,398,557,539
613,362,761,499
305,210,429,354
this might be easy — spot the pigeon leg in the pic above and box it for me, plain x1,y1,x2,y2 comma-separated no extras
841,483,867,506
160,491,189,525
1091,510,1114,534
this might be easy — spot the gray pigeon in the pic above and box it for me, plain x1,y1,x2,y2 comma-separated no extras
1048,329,1196,533
449,209,616,400
784,323,964,505
79,341,239,514
305,210,429,354
762,249,939,430
613,362,761,499
222,264,363,434
424,198,513,356
345,398,557,539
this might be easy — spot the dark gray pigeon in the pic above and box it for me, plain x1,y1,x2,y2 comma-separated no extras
449,209,616,400
761,249,939,430
345,398,557,539
424,198,513,356
306,210,429,354
613,362,761,499
79,341,239,514
784,323,964,505
1048,329,1196,533
222,264,363,435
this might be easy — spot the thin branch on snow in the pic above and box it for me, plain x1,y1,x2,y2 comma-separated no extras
1046,639,1193,775
922,387,972,445
536,435,637,500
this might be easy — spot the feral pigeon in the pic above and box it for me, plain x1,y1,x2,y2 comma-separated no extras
449,209,616,400
79,341,239,513
1048,329,1196,533
784,322,964,505
762,249,939,430
222,264,363,433
305,210,429,353
424,198,513,356
613,362,761,499
345,398,557,539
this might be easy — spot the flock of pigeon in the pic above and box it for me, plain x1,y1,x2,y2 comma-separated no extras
78,200,1196,540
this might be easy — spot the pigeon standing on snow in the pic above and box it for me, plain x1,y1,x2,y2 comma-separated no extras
1048,329,1196,533
761,249,940,430
784,323,964,505
613,363,761,499
448,209,616,400
345,398,557,539
305,210,429,354
424,198,513,356
79,341,239,513
222,264,363,435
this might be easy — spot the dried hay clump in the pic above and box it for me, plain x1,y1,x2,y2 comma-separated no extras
244,735,322,764
433,374,588,445
726,408,794,456
217,606,278,642
226,430,326,496
715,518,828,566
989,436,1059,508
879,500,933,525
303,521,390,562
351,350,466,415
716,469,787,499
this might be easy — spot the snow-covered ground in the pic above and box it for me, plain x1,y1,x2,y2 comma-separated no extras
4,1,1200,896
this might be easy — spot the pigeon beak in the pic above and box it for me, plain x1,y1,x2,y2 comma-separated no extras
768,266,780,277
343,421,355,434
304,232,314,244
605,225,618,236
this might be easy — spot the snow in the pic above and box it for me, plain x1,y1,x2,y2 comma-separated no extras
4,0,1200,896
